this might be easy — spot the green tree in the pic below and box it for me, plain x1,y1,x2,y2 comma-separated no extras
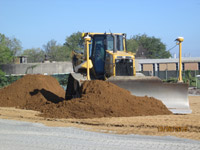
55,46,71,61
0,69,7,88
23,48,45,63
64,31,84,51
0,33,13,64
126,38,138,52
43,40,71,61
43,39,58,61
127,34,171,58
0,33,22,64
8,37,22,62
43,39,57,57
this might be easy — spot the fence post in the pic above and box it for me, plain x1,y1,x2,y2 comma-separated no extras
195,70,197,88
196,75,197,88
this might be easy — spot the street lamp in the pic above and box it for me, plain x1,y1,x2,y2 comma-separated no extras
175,37,184,83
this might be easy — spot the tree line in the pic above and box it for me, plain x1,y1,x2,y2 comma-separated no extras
0,33,22,64
0,32,171,64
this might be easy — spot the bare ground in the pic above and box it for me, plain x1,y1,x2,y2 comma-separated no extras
0,96,200,141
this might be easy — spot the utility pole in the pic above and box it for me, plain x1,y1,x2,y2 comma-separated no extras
175,37,184,83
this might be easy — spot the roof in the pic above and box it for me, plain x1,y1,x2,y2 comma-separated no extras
136,57,200,64
83,32,125,37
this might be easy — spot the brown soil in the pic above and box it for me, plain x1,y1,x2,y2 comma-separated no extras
0,74,65,107
0,74,172,119
0,96,199,141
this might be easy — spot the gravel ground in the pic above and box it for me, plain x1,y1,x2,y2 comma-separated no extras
0,119,200,150
188,87,200,96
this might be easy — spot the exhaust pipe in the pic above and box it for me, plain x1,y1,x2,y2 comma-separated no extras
112,34,117,53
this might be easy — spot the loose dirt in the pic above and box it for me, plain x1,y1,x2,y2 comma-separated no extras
0,74,199,140
0,74,65,107
0,96,199,141
0,74,172,119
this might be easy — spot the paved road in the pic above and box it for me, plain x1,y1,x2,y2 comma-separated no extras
0,119,199,150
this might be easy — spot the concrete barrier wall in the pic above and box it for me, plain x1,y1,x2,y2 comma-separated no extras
2,57,200,76
1,62,73,75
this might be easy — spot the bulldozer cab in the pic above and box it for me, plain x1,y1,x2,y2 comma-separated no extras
90,33,126,77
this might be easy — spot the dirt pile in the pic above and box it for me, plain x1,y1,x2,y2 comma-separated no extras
0,75,172,119
0,75,65,107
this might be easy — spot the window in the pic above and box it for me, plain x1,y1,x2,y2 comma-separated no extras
198,62,200,70
182,63,185,71
157,63,160,71
107,35,114,50
92,35,105,75
116,35,123,51
106,35,124,51
176,63,178,71
141,64,143,71
153,64,155,76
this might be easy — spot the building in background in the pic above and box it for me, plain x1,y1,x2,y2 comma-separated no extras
15,56,27,64
136,57,200,79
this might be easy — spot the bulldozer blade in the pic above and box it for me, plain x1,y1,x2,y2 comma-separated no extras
108,76,192,114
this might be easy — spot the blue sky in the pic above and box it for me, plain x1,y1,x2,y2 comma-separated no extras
0,0,200,57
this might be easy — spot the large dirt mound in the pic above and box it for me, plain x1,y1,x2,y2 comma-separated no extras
0,75,172,119
0,75,65,107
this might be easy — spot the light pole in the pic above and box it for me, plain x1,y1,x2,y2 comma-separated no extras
175,37,184,83
84,34,91,80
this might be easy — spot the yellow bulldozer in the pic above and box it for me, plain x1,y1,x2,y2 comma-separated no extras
65,32,191,114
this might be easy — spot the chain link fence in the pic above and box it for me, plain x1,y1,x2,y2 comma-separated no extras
139,70,200,87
